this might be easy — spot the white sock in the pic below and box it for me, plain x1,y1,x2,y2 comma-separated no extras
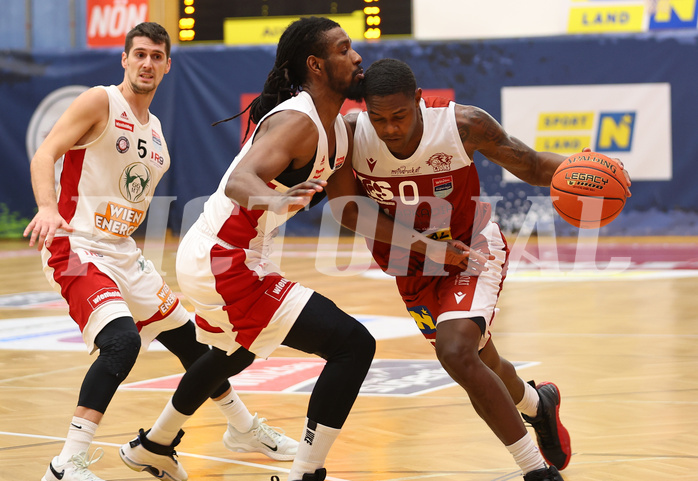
147,398,191,446
213,389,254,432
287,419,340,481
57,417,98,464
516,381,540,418
506,433,546,475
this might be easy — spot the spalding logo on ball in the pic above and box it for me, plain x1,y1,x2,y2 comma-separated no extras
550,152,628,229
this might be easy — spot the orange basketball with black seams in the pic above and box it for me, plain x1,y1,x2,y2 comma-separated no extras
550,152,628,229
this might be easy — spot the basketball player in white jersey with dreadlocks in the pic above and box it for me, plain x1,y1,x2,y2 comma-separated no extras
118,17,478,481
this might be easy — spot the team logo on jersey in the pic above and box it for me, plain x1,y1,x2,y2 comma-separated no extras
425,227,452,241
150,150,166,167
115,136,130,153
115,119,134,132
95,202,146,237
156,283,178,316
426,152,452,172
313,167,325,179
432,175,453,198
88,288,124,310
358,176,395,203
366,157,377,172
265,278,294,302
390,166,421,176
407,305,437,346
152,129,162,148
334,156,346,170
119,162,151,203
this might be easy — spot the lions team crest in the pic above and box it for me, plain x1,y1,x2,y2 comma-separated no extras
119,162,152,203
426,152,452,172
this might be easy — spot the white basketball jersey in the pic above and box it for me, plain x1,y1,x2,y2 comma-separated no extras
200,91,349,251
57,85,170,240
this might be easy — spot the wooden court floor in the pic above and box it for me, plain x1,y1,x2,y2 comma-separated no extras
1,234,697,481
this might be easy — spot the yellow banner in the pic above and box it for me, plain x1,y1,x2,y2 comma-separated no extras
537,112,595,131
568,4,645,33
534,135,592,154
224,11,365,45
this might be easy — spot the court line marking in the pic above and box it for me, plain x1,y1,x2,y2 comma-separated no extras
0,431,349,481
2,432,695,480
0,365,89,384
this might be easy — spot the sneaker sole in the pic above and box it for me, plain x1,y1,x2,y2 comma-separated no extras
119,447,189,481
223,438,295,461
537,381,572,470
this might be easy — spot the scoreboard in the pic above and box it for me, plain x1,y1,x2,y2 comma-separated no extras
179,0,412,43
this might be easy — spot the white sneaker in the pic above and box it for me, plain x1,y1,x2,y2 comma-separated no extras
41,449,105,481
223,414,298,461
119,428,188,481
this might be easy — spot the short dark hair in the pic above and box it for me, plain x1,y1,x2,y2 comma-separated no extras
363,58,416,98
125,22,171,58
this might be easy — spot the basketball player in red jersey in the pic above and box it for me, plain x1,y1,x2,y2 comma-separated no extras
24,22,296,481
344,58,632,481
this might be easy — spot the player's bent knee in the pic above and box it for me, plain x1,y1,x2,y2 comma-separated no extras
286,293,376,366
349,322,376,367
330,321,375,377
156,320,210,369
435,334,480,375
97,327,141,380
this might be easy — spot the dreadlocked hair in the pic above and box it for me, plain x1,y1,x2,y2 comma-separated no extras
213,16,340,141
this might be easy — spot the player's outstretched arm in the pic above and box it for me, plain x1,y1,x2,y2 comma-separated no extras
456,104,566,187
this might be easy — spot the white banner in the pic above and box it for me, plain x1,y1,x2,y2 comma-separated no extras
501,83,672,181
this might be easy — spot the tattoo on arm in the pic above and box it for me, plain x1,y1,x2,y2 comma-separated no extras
458,105,533,174
459,107,506,146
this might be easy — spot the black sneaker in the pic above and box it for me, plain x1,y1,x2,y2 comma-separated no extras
522,381,571,470
271,468,326,481
523,465,564,481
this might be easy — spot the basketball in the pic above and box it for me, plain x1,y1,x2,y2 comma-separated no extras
550,152,628,229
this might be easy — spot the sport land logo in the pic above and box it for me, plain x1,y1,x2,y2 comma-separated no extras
648,0,698,30
501,83,672,182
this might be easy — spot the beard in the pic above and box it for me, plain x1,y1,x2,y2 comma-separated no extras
344,76,364,102
326,64,364,101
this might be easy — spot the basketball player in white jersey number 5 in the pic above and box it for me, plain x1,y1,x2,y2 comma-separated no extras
24,22,296,481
